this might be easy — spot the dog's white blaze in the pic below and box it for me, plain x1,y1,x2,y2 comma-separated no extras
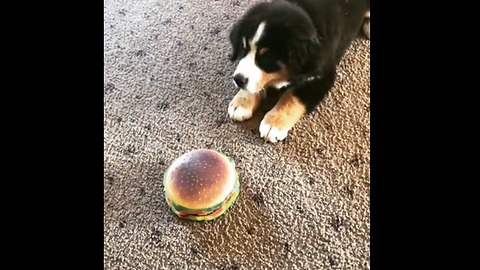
233,21,267,94
234,50,262,93
251,21,266,46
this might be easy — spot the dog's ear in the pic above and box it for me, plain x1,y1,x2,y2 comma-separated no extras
287,35,321,75
229,22,242,62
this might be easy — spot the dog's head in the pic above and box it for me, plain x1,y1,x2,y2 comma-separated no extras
229,1,320,94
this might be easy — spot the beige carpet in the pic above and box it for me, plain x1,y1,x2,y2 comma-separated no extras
104,0,370,269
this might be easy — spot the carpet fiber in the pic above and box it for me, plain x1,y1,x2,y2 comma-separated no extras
104,0,370,269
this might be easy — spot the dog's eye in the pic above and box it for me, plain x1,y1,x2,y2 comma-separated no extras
258,47,269,56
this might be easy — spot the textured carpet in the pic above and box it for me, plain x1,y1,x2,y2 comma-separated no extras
104,0,370,269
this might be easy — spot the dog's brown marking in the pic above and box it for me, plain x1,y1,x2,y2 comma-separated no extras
259,64,289,90
258,47,268,56
263,90,306,131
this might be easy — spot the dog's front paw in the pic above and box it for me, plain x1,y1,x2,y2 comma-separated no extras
258,90,306,143
259,111,292,143
228,90,260,122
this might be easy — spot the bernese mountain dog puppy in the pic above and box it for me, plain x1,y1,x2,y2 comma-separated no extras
227,0,370,143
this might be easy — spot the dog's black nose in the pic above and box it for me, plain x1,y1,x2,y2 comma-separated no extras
233,74,248,89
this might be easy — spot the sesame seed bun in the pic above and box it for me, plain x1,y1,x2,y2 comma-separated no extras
163,149,239,220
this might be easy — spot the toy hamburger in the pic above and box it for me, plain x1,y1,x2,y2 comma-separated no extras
163,149,240,221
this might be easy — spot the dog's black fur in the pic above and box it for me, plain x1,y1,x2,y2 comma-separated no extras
229,0,370,113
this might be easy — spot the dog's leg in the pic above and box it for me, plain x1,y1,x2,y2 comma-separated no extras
228,89,261,121
259,90,306,143
363,10,370,39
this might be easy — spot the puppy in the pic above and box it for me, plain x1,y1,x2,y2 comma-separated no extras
227,0,370,143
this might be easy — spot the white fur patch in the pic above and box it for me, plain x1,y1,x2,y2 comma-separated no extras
271,81,291,89
306,75,322,82
233,21,267,94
